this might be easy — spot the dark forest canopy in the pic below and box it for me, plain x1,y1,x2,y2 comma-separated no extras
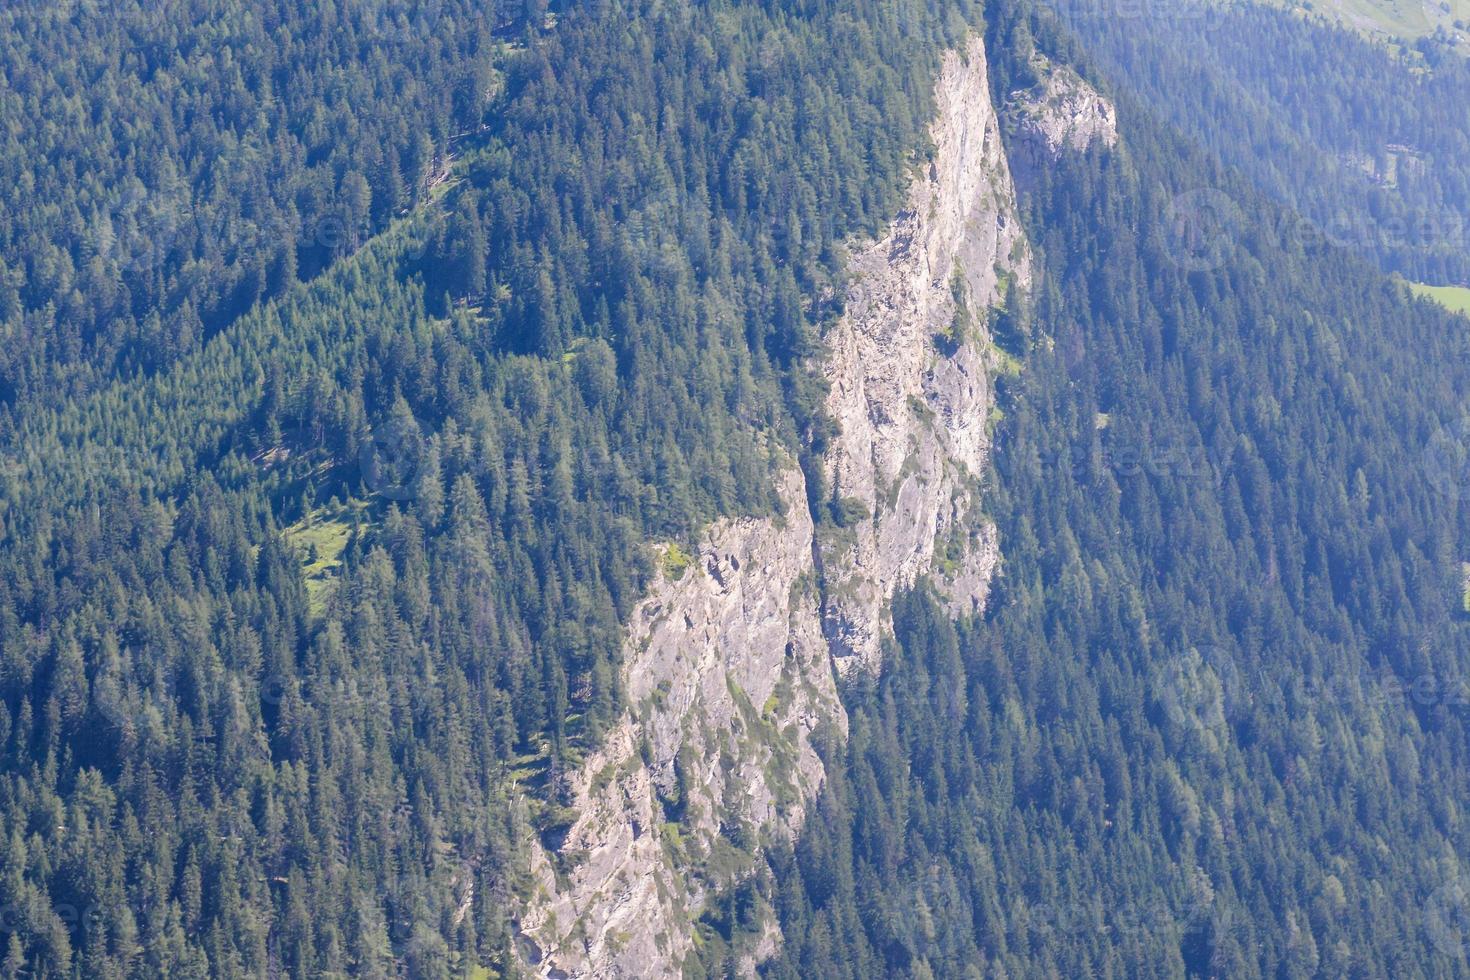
0,0,989,974
1047,0,1470,286
0,0,508,417
5,0,1470,975
739,4,1470,976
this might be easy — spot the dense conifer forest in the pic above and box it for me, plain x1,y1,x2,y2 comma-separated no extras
1050,0,1470,286
742,3,1470,976
5,0,1470,976
0,0,511,416
0,0,988,973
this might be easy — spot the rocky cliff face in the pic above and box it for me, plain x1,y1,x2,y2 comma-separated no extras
516,33,1029,978
516,467,840,977
819,33,1031,671
1003,56,1117,187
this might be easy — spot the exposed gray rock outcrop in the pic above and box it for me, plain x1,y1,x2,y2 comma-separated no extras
517,467,837,977
1004,57,1118,187
516,32,1029,978
820,33,1030,671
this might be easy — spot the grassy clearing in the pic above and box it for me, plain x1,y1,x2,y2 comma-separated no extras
1409,280,1470,316
1281,0,1470,44
509,743,552,787
283,499,372,614
661,542,694,580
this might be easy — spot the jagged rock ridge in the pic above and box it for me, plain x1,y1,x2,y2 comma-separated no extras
1003,55,1118,188
516,468,840,977
819,33,1032,671
516,33,1038,978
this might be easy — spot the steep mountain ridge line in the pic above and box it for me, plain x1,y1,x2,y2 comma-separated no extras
515,32,1035,977
517,466,839,977
818,32,1034,671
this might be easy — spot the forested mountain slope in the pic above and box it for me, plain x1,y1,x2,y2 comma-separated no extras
0,0,995,975
1262,0,1469,46
1049,0,1470,286
518,31,1037,975
6,0,1470,977
0,0,516,417
755,3,1470,975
